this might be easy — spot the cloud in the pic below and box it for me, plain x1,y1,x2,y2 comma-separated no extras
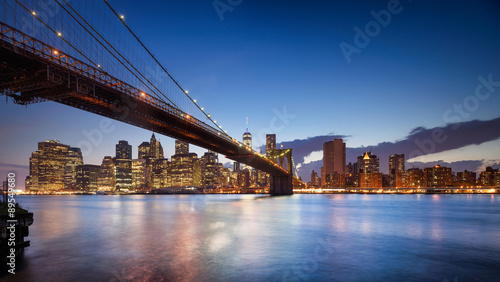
274,117,500,181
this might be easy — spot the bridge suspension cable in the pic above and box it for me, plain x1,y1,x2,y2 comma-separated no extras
103,0,229,137
53,0,180,109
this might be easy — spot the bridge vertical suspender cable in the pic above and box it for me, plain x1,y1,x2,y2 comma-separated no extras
103,0,230,137
55,0,180,110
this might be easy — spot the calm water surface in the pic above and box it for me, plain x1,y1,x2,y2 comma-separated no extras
4,194,500,281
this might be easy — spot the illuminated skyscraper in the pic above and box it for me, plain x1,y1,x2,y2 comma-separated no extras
321,139,346,187
138,142,151,159
75,164,100,191
389,154,405,174
424,165,452,187
97,156,115,191
241,118,252,171
116,140,132,160
115,140,132,191
266,134,276,157
26,140,70,191
132,159,148,191
389,154,405,187
64,147,83,190
201,152,216,188
175,140,189,155
357,152,379,173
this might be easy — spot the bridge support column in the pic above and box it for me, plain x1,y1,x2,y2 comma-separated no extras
270,175,293,196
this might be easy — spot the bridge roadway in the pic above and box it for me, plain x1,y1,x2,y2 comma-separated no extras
0,23,293,195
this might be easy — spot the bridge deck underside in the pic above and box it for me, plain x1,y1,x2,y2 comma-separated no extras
0,41,288,176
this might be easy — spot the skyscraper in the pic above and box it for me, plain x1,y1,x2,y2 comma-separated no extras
138,141,151,159
115,140,132,191
64,147,83,190
116,140,132,160
149,133,164,159
389,154,405,174
266,134,276,157
175,140,189,155
201,152,216,188
357,152,379,173
97,156,115,191
321,139,346,187
26,140,70,191
389,154,405,187
424,165,452,187
75,164,100,191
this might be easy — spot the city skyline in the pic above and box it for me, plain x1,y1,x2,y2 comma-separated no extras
1,0,500,188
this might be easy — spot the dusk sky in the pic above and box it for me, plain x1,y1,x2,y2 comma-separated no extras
1,0,500,186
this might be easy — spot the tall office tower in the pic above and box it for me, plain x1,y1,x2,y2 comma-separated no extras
389,154,405,174
266,134,276,157
241,118,252,171
311,170,319,187
75,164,100,191
132,159,147,191
234,162,241,172
193,159,202,187
149,133,164,159
115,140,132,191
64,147,83,190
175,140,189,155
389,154,405,187
201,152,217,188
97,156,115,191
321,139,346,187
116,140,132,160
424,165,452,187
357,152,379,173
151,158,170,189
171,152,197,187
26,140,70,191
138,141,151,159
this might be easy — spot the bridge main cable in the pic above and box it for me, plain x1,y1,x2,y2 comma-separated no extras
55,0,180,110
103,0,228,136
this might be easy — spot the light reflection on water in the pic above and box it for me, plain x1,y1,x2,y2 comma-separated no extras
4,194,500,281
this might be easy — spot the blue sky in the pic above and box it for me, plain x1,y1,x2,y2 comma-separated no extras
1,0,500,186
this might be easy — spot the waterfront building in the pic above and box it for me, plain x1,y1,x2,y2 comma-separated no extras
201,152,216,188
75,164,100,191
358,172,383,188
424,165,452,187
479,167,499,186
97,156,115,191
456,170,477,186
401,168,424,188
64,147,83,190
151,158,170,189
357,152,379,173
171,151,197,187
132,159,147,191
26,140,70,191
321,139,346,187
389,154,405,187
115,140,132,191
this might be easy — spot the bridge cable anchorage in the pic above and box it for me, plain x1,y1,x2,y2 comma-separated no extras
55,0,179,109
103,0,228,137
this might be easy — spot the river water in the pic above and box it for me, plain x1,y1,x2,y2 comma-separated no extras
4,194,500,281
